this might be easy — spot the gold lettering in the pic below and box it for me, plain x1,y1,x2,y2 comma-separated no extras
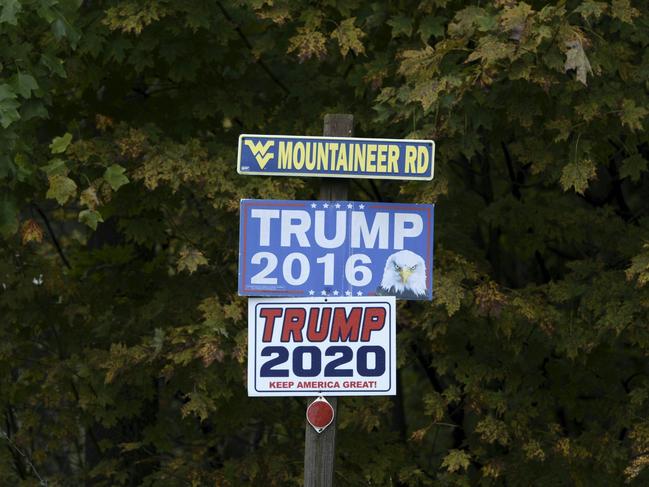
293,142,305,170
376,145,387,173
417,146,429,174
366,144,377,172
317,143,328,170
279,142,292,169
336,144,348,171
388,145,399,173
354,144,366,172
305,142,316,170
405,146,417,173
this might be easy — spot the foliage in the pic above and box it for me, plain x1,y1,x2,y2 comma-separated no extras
1,0,649,485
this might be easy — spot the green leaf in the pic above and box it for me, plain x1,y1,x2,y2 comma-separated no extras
435,270,464,316
0,0,21,25
103,164,129,191
331,18,365,57
177,246,208,274
418,16,445,41
0,97,20,128
41,158,68,176
0,83,19,127
20,99,48,121
560,158,597,194
620,99,648,131
387,15,413,38
50,133,73,154
13,73,38,98
626,246,649,287
79,209,104,230
0,196,19,237
46,175,77,205
441,449,471,473
575,1,608,20
466,36,515,65
620,154,647,182
40,53,67,78
611,0,640,23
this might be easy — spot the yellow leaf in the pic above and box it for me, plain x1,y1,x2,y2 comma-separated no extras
331,18,365,57
20,219,43,244
177,246,208,274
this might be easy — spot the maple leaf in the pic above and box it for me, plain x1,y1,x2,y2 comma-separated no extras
287,27,327,62
20,219,44,244
80,186,100,209
560,158,596,194
177,246,208,274
0,0,21,25
46,175,77,205
50,133,72,154
620,154,647,182
626,244,649,287
620,99,648,131
79,209,104,230
474,281,507,316
441,449,471,473
564,39,593,86
435,270,464,316
103,164,129,191
611,0,640,23
331,18,365,57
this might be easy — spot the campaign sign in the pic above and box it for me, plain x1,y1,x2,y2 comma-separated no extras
239,199,434,300
248,297,396,396
238,134,435,181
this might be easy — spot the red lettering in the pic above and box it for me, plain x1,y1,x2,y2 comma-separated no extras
307,307,331,342
281,308,306,342
361,307,386,341
260,308,283,342
331,307,362,341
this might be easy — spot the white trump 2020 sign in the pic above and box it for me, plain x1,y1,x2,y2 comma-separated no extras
248,297,396,396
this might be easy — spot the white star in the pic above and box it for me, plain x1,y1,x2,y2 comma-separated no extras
309,290,315,295
321,290,327,296
310,203,317,208
347,203,353,209
356,291,363,296
334,203,341,209
323,203,329,209
333,290,339,296
345,291,352,296
359,204,365,209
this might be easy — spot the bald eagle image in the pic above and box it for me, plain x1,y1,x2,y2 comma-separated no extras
376,250,427,299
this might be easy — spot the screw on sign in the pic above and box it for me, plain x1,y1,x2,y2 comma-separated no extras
306,396,335,433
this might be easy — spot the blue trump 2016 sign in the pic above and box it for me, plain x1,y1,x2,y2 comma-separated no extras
239,199,434,300
237,134,435,180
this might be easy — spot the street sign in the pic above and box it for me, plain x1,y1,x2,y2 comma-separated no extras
238,199,434,300
306,397,335,433
238,134,434,181
247,297,396,396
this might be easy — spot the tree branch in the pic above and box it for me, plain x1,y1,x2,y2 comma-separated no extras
33,204,71,270
215,2,290,96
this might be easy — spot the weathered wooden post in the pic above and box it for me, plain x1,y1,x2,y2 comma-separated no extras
303,113,353,487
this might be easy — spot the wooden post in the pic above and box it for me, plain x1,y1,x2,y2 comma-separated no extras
304,114,353,487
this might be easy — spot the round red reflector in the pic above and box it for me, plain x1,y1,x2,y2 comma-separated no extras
306,396,334,433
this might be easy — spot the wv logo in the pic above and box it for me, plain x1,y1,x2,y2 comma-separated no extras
244,140,275,170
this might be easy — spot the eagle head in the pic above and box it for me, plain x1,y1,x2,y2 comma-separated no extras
379,250,427,297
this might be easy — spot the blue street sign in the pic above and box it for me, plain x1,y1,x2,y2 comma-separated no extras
237,134,435,180
238,199,434,300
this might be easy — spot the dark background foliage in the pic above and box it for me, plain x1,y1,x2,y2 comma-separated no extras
1,0,649,485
